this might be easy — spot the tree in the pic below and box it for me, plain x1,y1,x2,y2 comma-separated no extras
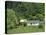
7,9,19,29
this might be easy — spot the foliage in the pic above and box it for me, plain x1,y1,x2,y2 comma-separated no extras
7,9,16,29
6,1,44,20
6,1,45,33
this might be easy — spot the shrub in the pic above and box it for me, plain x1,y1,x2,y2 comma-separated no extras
24,23,27,27
38,24,43,28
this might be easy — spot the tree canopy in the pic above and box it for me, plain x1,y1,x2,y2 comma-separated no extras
6,1,44,21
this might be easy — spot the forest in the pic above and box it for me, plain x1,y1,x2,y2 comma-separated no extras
5,1,45,34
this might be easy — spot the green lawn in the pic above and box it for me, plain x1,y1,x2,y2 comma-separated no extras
7,24,45,34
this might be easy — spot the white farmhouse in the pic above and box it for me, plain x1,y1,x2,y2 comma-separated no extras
20,19,40,26
27,20,40,26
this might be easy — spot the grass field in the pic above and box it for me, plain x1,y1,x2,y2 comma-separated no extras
7,24,45,34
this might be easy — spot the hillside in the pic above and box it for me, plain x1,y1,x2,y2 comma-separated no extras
5,1,45,34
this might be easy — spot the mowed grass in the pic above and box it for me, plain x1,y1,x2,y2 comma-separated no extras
7,24,45,34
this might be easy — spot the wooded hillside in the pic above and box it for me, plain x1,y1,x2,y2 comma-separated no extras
5,1,45,33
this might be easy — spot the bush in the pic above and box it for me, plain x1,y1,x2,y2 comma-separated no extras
24,23,27,27
38,24,43,28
